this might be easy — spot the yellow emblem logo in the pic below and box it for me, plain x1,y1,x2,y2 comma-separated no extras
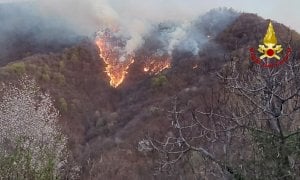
258,22,283,60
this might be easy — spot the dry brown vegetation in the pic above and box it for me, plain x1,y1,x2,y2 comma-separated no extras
0,12,300,179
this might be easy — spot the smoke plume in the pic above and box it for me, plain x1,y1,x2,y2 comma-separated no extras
0,0,239,63
0,2,81,64
35,0,238,58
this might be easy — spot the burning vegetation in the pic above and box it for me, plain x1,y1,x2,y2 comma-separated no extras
95,30,172,87
95,30,135,88
143,55,171,75
93,8,240,88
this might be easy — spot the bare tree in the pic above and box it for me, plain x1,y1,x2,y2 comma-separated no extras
218,51,300,179
147,45,300,179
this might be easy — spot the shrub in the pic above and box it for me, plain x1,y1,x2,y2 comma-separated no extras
42,64,50,74
26,64,37,71
0,68,10,77
96,117,107,128
41,73,50,82
151,74,168,87
58,98,68,113
58,61,65,71
70,53,79,64
7,62,26,75
53,72,66,85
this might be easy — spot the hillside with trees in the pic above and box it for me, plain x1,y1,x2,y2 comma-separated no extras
0,10,299,179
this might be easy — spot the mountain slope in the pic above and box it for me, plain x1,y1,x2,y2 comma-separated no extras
0,2,82,66
1,12,300,179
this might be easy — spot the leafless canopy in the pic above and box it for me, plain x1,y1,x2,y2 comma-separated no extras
147,41,300,179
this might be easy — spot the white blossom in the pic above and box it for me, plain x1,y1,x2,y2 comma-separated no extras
0,76,70,177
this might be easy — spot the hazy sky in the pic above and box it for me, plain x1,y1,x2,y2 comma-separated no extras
205,0,300,32
0,0,299,32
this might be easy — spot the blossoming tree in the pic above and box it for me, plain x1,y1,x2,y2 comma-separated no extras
0,76,78,179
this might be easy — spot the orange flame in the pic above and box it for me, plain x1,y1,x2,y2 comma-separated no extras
143,55,171,75
95,32,134,88
96,30,172,86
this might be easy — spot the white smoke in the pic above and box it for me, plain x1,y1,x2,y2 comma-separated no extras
167,23,189,55
11,0,239,60
33,1,204,57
